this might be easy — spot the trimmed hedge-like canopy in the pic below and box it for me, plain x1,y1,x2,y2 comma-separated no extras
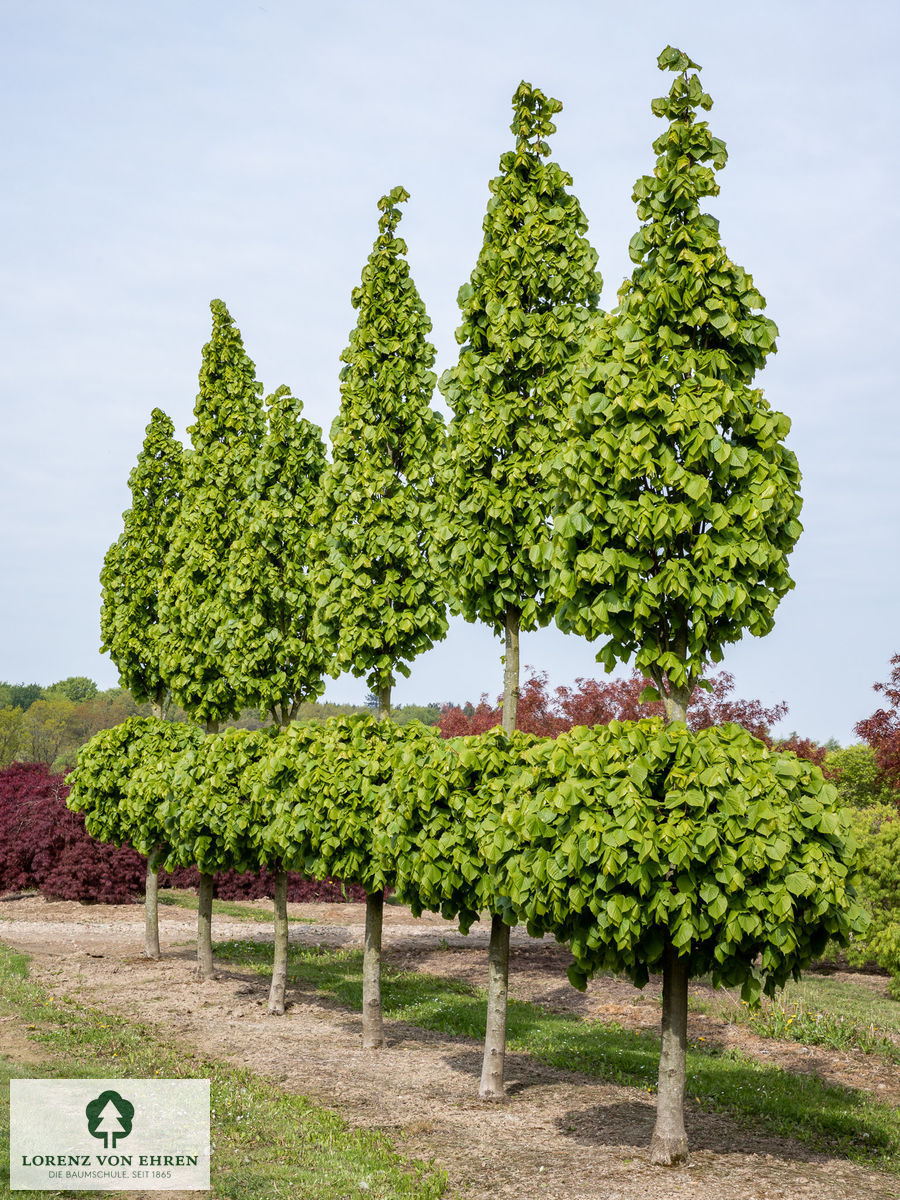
68,714,865,1000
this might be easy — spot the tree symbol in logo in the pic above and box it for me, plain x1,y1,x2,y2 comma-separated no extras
85,1090,135,1149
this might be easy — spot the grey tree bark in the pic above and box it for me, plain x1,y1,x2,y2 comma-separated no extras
144,698,166,958
196,872,215,980
647,664,693,1161
650,942,690,1165
359,685,391,1049
478,607,519,1100
144,858,160,960
501,609,520,734
479,913,511,1098
268,868,289,1015
362,887,385,1049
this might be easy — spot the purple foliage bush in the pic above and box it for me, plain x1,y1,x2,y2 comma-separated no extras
0,763,145,903
0,762,365,904
160,863,364,902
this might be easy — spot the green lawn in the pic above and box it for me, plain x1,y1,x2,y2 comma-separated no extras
157,888,314,925
690,972,900,1063
214,938,900,1174
0,944,446,1200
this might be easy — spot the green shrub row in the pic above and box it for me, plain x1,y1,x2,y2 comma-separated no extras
68,714,866,1001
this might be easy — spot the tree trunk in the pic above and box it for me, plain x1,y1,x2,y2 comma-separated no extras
646,667,694,1159
145,697,168,958
195,719,220,980
662,686,690,725
501,609,520,736
477,608,520,1100
144,858,160,960
362,889,385,1049
479,913,510,1099
357,686,392,1049
196,872,215,980
650,943,690,1165
268,869,289,1015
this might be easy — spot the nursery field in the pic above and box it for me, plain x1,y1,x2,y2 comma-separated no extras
0,894,898,1200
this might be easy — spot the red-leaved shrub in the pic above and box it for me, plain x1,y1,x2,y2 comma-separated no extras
0,762,365,905
161,865,365,903
0,762,145,903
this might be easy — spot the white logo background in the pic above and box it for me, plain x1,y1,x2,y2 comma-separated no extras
10,1079,210,1191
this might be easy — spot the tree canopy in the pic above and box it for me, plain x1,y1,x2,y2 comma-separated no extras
224,384,329,726
100,408,183,710
159,300,265,725
312,188,447,702
433,81,602,637
547,47,802,717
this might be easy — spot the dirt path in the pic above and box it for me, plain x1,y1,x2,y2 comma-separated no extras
0,896,897,1200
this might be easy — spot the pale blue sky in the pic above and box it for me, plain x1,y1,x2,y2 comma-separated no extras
2,1,897,741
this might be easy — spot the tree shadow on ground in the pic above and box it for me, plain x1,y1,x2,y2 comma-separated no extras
554,1099,833,1163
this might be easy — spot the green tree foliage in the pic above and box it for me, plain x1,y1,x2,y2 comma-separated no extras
69,717,203,859
827,744,895,810
848,806,900,993
161,727,279,876
21,696,76,765
259,714,401,892
433,81,602,642
0,708,24,768
159,300,265,726
548,47,802,720
486,721,863,996
431,80,601,1098
312,189,447,706
390,703,441,727
46,677,99,704
377,726,537,934
100,409,184,712
4,684,44,710
225,385,330,726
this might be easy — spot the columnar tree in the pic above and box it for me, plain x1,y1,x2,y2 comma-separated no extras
224,383,330,1013
159,299,266,978
547,47,803,1162
431,80,601,1098
311,188,447,1047
99,408,183,957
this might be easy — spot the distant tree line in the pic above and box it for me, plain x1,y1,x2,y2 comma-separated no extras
0,678,443,772
2,667,896,816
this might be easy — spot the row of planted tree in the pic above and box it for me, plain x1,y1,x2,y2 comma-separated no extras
68,711,864,1166
95,45,828,1169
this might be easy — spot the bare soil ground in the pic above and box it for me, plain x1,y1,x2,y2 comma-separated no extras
0,894,897,1200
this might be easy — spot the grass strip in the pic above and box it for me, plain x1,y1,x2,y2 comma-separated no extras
691,974,900,1064
0,944,447,1200
157,889,314,925
215,939,900,1174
